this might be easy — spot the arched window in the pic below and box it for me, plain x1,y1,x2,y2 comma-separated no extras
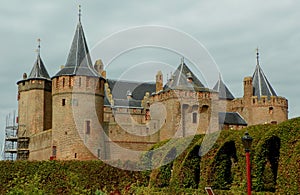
269,107,274,114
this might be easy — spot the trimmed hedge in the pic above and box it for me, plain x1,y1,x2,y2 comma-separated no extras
149,117,300,194
1,117,299,194
0,160,148,194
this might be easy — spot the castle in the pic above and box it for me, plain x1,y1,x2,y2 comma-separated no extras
15,11,288,161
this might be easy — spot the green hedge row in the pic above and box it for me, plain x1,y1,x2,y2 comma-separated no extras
147,117,300,194
0,118,299,194
0,160,148,194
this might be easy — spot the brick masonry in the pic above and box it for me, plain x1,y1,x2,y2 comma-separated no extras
17,69,288,161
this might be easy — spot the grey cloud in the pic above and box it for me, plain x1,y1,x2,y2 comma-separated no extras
1,0,300,158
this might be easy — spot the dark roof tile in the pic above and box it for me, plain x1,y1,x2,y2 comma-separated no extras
28,54,50,80
213,76,234,100
164,60,205,91
107,79,156,101
252,64,277,99
54,21,99,78
219,112,247,126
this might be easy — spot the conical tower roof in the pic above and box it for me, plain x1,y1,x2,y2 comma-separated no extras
213,75,234,100
164,58,205,91
54,13,99,78
28,53,50,80
252,50,277,99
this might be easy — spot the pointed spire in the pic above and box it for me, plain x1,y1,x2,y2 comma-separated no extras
28,39,50,80
213,74,234,100
252,50,277,99
54,6,99,78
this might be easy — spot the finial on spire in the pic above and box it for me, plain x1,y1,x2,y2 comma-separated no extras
256,47,260,66
36,38,41,55
78,5,82,22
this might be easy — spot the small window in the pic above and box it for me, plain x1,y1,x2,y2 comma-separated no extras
271,121,277,125
269,107,274,114
62,99,66,106
62,78,65,87
79,77,82,87
192,113,197,123
52,146,57,156
86,120,91,134
97,149,101,158
74,153,77,158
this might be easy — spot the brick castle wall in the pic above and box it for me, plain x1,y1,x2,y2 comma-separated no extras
52,76,105,160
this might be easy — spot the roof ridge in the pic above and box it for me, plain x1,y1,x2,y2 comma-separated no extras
107,78,155,84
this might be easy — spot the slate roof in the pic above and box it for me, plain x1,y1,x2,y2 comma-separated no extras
105,79,156,108
219,112,247,126
252,64,277,99
164,59,205,91
213,76,235,100
113,99,143,108
28,54,50,80
54,21,99,78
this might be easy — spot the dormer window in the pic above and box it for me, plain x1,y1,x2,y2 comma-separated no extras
126,90,132,100
186,72,193,83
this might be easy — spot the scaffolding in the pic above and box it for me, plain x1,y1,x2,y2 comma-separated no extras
4,112,18,160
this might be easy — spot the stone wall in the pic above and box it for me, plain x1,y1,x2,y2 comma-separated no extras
28,129,52,160
231,96,288,126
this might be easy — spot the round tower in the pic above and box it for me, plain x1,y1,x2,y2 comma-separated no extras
51,12,105,160
17,40,52,160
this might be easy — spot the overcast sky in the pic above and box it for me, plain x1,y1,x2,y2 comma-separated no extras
1,0,300,157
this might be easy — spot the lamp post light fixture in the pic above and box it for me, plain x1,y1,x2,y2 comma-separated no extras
242,131,253,195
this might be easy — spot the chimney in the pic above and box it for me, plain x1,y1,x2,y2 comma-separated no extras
243,76,253,99
156,70,163,93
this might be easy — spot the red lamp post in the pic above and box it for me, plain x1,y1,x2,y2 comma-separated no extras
242,132,253,195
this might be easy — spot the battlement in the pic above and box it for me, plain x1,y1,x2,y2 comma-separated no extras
145,89,217,104
52,76,104,95
251,96,288,107
232,95,288,108
18,79,51,92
